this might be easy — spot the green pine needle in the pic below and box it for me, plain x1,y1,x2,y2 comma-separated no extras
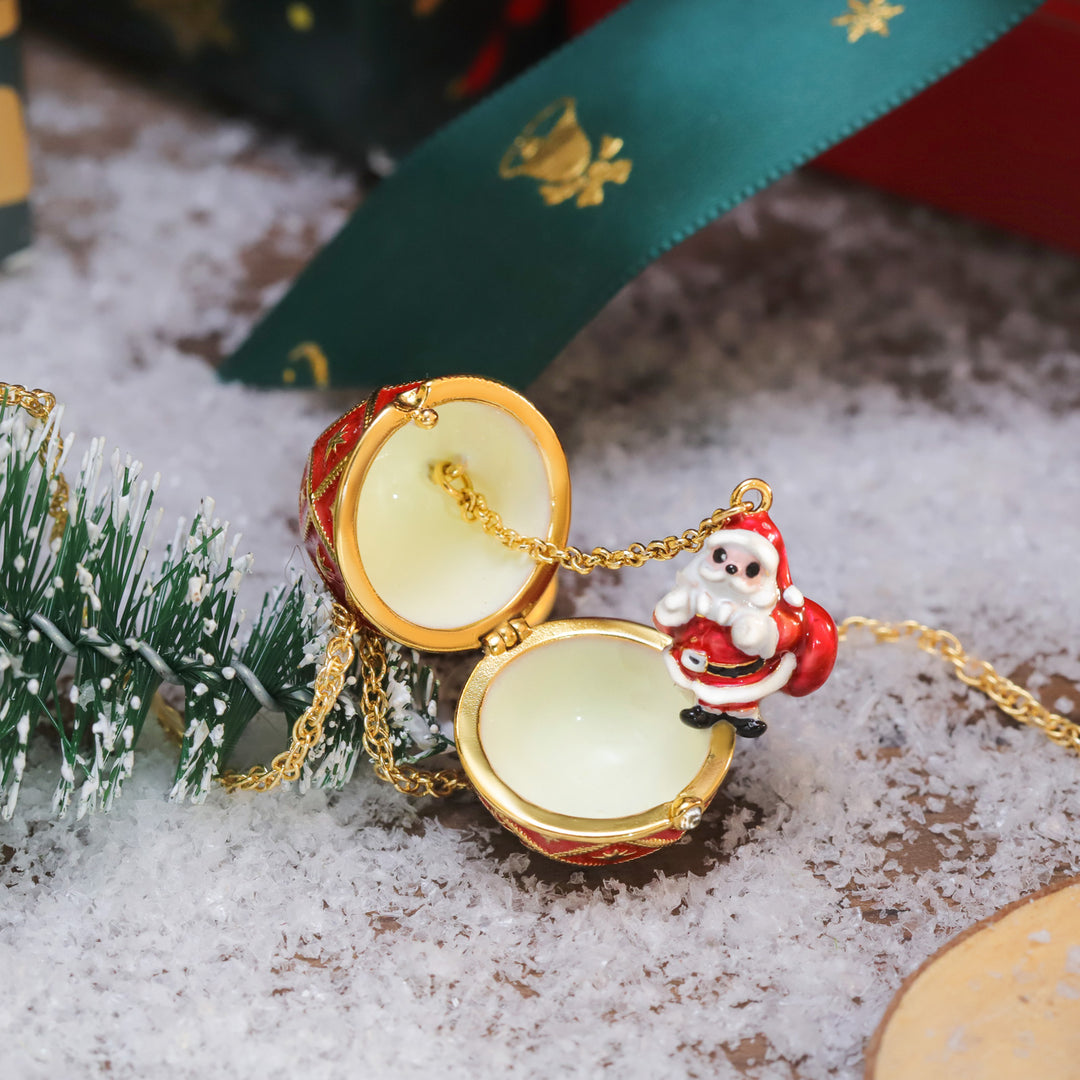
0,402,453,818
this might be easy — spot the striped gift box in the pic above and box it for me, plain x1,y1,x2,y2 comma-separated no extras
0,0,30,266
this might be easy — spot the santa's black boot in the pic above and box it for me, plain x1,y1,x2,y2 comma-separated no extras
728,715,768,739
679,705,724,729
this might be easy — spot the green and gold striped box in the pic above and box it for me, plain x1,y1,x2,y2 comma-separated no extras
0,0,30,266
25,0,561,162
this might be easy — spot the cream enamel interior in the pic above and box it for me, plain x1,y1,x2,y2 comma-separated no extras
353,400,553,630
478,634,706,819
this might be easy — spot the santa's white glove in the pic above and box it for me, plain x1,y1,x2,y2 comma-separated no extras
730,610,779,660
711,598,735,625
654,584,695,628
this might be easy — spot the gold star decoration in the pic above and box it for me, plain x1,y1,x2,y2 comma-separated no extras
323,430,347,462
832,0,905,43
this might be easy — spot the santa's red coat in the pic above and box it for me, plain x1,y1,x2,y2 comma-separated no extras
655,598,838,711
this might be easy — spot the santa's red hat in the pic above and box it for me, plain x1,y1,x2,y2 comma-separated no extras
704,510,804,609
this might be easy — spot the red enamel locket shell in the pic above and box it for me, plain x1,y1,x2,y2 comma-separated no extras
300,375,734,865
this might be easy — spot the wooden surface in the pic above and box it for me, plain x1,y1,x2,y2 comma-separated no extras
867,877,1080,1080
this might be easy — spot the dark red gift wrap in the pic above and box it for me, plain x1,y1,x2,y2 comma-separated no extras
572,0,1080,255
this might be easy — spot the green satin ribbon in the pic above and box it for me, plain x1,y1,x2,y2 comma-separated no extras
220,0,1041,390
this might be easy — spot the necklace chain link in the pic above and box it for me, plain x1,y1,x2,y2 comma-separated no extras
430,459,772,574
357,626,470,797
1,382,70,541
223,607,471,796
838,617,1080,756
8,382,1075,795
219,604,361,792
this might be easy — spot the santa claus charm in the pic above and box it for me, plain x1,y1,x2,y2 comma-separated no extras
653,501,838,738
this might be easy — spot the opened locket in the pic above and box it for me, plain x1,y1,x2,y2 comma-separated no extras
300,375,735,865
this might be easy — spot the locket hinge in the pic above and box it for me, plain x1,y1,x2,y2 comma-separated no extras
482,617,532,657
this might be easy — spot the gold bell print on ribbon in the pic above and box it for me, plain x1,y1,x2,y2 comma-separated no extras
499,97,632,209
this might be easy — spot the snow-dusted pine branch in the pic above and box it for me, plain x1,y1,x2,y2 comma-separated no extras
0,403,452,819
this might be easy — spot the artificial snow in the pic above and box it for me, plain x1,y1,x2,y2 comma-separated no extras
2,34,1080,1080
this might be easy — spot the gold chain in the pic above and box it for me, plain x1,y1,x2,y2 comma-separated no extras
432,461,772,575
11,387,1072,795
220,604,359,792
358,626,469,797
1,382,69,541
839,617,1080,756
220,606,468,797
431,462,1079,759
223,462,767,799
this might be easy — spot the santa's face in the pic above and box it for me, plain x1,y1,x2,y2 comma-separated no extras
699,542,766,593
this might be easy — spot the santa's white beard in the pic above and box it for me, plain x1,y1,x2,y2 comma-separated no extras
652,567,780,648
697,577,778,623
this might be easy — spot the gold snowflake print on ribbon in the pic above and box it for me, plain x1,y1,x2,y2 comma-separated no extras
833,0,905,43
500,98,632,209
286,3,315,31
133,0,234,55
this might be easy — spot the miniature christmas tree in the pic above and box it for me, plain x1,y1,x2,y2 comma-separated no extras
0,391,452,819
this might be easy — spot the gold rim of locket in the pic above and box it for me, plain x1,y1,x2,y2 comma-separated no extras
333,375,572,653
455,618,737,843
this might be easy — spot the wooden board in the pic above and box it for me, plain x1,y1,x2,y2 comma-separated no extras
867,877,1080,1080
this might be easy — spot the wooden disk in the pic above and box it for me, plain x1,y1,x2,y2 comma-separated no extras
866,877,1080,1080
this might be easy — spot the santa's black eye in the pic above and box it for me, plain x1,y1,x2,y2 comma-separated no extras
711,547,727,564
746,562,760,578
